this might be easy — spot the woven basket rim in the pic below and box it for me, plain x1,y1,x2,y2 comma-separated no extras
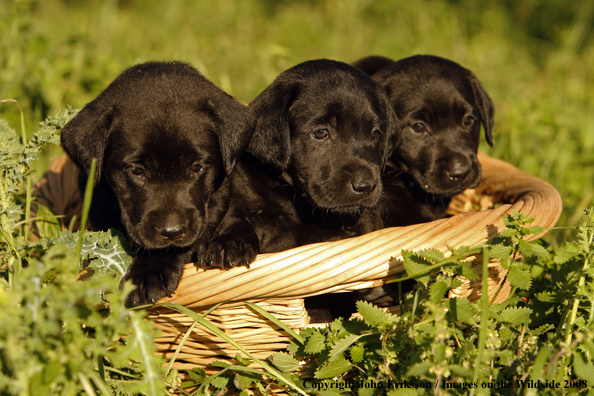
32,152,562,309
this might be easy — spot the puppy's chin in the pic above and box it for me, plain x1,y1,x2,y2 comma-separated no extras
133,235,197,250
307,190,381,214
413,171,481,196
306,187,382,213
322,203,376,215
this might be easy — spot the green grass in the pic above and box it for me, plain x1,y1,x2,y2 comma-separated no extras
1,0,593,241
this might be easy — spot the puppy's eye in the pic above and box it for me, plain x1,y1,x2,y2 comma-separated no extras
312,129,330,140
371,129,382,140
411,122,426,133
463,115,476,127
128,165,145,178
191,163,205,175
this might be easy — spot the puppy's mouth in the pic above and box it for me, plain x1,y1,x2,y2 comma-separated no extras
322,202,376,214
413,166,481,196
308,188,382,214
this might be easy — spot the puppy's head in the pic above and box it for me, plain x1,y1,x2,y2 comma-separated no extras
61,62,254,248
248,59,400,212
360,55,494,196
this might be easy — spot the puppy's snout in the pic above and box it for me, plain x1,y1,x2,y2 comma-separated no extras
351,179,377,194
159,225,187,240
448,160,472,181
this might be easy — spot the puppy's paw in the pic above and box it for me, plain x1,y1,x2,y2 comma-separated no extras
120,254,186,307
204,233,259,268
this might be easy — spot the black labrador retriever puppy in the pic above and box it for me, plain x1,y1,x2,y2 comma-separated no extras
199,59,400,269
61,61,255,305
347,54,495,308
351,54,494,227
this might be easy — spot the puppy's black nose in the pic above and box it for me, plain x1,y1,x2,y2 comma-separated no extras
159,225,187,240
448,161,471,181
351,179,377,194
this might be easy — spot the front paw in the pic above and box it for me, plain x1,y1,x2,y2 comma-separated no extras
120,254,186,306
203,232,259,269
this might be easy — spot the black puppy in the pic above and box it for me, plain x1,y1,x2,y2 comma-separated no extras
200,59,400,268
61,62,255,305
351,54,494,226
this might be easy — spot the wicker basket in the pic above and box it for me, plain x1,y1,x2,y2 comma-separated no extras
32,152,562,371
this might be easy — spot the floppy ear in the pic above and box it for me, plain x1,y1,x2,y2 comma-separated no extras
247,82,300,171
470,77,495,147
60,102,115,184
204,98,256,175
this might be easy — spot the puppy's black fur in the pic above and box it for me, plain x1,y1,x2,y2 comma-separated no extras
61,62,255,305
200,59,400,269
351,54,494,226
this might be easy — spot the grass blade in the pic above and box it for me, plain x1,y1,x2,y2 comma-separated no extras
74,158,96,264
245,301,304,344
470,247,490,396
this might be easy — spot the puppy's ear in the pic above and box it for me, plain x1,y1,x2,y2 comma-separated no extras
247,82,300,171
60,102,115,184
204,98,256,174
470,77,495,147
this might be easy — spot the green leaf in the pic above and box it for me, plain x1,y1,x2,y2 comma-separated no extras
304,331,327,354
406,362,432,377
233,372,257,390
328,334,368,363
525,226,546,235
444,298,477,324
507,267,532,290
32,203,63,239
499,228,517,238
211,374,231,389
457,263,478,281
500,306,532,325
488,244,513,259
210,360,231,368
573,352,594,383
449,364,473,377
534,291,565,303
356,300,393,327
314,355,352,379
330,317,350,339
418,248,446,263
187,367,207,384
349,345,365,363
235,353,252,367
401,250,431,286
270,353,300,373
532,324,555,336
429,280,449,304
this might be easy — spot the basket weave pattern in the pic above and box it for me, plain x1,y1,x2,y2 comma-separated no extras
33,152,562,369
